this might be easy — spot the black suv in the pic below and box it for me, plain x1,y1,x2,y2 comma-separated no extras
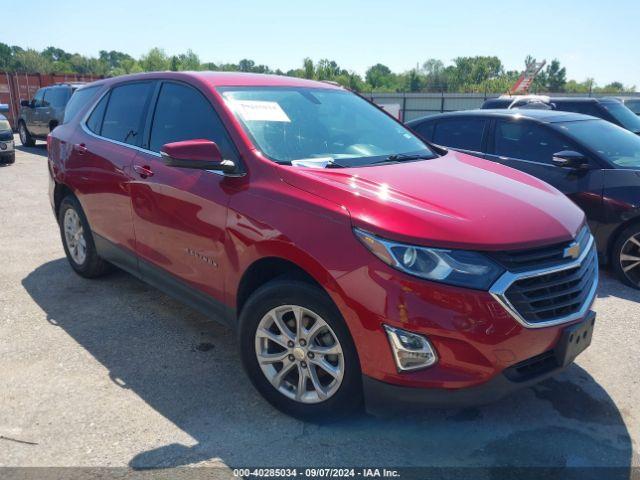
481,96,640,134
18,83,84,146
407,109,640,288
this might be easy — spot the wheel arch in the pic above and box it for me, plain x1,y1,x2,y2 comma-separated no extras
53,182,76,219
607,215,640,263
235,256,329,315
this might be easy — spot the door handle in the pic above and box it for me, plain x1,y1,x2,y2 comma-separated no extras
73,143,88,155
134,164,154,179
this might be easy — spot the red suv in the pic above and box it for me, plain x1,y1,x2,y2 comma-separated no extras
48,72,598,419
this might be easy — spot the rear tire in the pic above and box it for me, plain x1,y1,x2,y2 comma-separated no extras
58,195,112,278
612,223,640,289
239,279,362,421
18,122,35,147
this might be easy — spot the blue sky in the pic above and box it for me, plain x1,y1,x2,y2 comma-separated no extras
7,0,640,87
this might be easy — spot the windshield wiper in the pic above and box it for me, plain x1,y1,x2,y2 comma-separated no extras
387,153,434,162
365,153,435,166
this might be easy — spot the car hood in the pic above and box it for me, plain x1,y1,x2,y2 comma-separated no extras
279,150,584,251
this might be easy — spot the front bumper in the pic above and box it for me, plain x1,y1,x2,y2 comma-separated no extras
363,311,595,414
0,139,14,161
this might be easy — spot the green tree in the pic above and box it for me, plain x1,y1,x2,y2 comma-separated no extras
139,48,170,71
421,58,446,91
538,59,567,92
365,63,393,90
303,57,314,79
0,42,12,70
403,69,424,92
449,56,503,90
12,49,53,73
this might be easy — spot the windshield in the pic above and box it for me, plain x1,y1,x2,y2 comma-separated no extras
600,101,640,133
219,87,434,167
557,119,640,169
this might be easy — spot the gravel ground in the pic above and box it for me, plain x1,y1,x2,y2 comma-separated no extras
0,137,638,476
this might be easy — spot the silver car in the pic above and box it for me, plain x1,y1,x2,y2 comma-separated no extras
18,83,84,146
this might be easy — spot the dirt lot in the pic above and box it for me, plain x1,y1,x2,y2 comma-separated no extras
1,137,638,475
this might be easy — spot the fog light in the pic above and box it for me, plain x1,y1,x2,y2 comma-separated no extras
383,325,438,372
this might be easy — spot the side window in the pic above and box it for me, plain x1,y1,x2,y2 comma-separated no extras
494,120,572,164
101,82,153,145
86,93,109,134
32,89,46,108
412,121,435,141
554,101,602,118
63,86,100,124
44,87,70,108
432,118,486,151
149,82,236,159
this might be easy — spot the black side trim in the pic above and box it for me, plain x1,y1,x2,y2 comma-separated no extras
362,362,564,415
93,233,236,328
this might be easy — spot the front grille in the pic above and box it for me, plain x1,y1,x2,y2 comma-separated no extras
489,226,590,271
491,226,598,327
503,243,597,324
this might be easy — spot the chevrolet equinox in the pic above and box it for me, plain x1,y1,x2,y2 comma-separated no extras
47,72,598,419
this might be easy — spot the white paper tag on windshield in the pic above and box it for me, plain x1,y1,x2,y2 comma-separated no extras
229,100,291,122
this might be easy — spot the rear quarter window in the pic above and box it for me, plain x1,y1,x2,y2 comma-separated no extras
63,86,100,124
432,118,486,152
553,101,602,118
411,121,435,141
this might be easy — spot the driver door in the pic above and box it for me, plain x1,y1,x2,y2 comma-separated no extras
485,119,605,233
130,80,240,308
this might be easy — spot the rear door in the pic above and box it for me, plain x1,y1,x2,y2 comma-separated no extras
485,118,605,231
129,80,240,305
69,81,155,262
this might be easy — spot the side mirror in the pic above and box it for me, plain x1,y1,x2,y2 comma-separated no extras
552,151,590,170
20,100,32,108
160,139,236,173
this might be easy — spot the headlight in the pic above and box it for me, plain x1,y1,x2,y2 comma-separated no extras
354,228,504,290
0,120,10,131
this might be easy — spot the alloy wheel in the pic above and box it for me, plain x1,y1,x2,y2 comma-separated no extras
619,233,640,286
255,305,344,404
64,208,87,265
19,124,27,145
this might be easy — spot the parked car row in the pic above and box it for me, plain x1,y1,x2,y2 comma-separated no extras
47,72,599,419
407,108,640,289
480,95,640,134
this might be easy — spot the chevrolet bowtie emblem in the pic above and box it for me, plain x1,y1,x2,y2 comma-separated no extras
564,242,581,260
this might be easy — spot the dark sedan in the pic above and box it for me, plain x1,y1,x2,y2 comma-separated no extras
407,109,640,288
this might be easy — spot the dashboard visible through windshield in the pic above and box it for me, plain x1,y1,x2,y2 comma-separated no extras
218,86,434,167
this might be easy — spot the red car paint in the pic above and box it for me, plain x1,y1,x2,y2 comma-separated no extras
47,72,593,399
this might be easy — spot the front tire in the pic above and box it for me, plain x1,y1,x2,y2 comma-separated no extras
58,195,112,278
18,122,35,147
612,223,640,289
239,279,362,421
